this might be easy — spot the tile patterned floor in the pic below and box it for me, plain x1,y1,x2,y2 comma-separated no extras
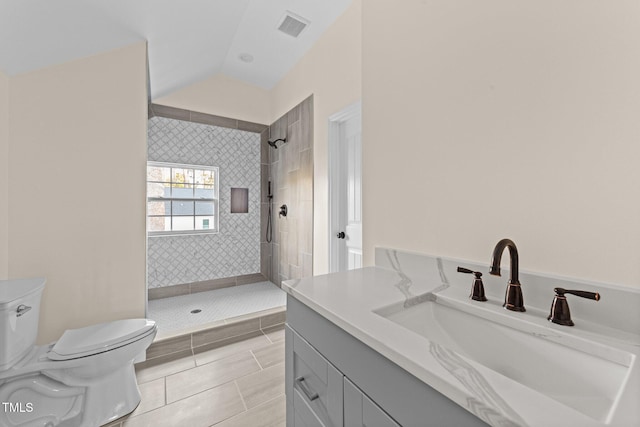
148,282,286,337
104,325,286,427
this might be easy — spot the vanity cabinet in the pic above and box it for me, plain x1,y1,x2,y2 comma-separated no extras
344,378,399,427
286,325,395,427
287,325,343,426
286,295,487,427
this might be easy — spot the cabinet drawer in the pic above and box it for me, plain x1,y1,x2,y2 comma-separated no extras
287,326,343,427
344,378,399,427
293,388,325,427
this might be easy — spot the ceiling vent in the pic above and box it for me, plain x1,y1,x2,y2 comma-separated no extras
277,12,310,38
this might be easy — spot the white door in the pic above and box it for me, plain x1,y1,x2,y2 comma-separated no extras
329,102,362,272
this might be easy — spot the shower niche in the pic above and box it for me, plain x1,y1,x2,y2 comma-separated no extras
230,188,249,213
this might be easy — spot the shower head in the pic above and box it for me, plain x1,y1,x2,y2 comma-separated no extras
267,138,286,149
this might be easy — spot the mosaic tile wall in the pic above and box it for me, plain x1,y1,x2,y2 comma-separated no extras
147,116,261,288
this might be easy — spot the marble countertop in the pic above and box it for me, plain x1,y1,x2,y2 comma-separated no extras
282,248,640,427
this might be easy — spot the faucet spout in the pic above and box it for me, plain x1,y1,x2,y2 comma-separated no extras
490,238,525,312
490,238,519,284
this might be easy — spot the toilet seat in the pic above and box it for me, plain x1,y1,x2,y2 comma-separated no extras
48,319,156,361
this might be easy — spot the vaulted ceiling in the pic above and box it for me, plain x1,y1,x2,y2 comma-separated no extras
0,0,352,99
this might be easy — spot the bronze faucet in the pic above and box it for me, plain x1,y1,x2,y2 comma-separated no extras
548,288,600,326
489,238,525,312
457,267,487,301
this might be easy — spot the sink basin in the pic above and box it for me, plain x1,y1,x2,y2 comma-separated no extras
374,296,633,422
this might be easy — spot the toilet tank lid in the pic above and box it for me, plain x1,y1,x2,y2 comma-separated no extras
50,319,156,358
0,278,46,308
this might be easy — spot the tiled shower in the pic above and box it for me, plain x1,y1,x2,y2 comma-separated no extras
147,116,261,288
145,98,313,336
264,95,314,285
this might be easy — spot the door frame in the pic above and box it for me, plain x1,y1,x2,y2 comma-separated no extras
328,100,362,273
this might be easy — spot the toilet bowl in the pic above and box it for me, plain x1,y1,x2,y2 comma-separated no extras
0,278,157,427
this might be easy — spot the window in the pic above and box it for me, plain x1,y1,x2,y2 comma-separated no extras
147,162,219,235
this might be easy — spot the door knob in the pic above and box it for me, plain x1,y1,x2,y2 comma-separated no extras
336,231,345,239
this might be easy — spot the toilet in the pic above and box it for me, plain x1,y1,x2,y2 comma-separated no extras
0,278,157,427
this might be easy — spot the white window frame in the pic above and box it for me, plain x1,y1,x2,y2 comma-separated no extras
147,161,219,236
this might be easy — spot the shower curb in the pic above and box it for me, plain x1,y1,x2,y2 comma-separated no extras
143,306,286,362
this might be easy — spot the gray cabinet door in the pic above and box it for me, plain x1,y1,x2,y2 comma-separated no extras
344,378,399,427
287,325,344,427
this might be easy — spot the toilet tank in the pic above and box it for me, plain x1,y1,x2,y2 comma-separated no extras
0,278,45,370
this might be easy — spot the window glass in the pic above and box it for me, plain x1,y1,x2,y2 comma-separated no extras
172,185,194,199
172,200,194,216
147,166,171,183
195,201,214,215
172,216,194,231
147,162,218,235
148,201,170,216
195,216,215,230
195,185,214,199
195,170,215,185
148,216,171,232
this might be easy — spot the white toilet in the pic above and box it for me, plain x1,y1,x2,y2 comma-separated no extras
0,278,157,427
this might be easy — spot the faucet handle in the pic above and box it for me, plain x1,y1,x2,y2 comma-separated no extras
456,267,487,302
554,288,600,300
548,287,600,326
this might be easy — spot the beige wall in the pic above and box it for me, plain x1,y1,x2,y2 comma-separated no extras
270,0,362,274
0,70,8,279
362,0,640,286
155,73,271,125
8,42,148,343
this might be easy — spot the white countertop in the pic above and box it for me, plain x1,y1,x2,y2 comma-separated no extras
282,248,640,427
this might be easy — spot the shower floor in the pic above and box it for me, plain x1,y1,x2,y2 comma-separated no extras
147,281,286,338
